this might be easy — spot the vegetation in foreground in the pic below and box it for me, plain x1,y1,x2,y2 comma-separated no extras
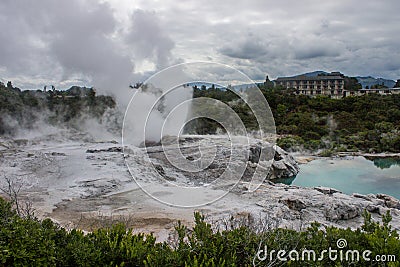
0,197,399,266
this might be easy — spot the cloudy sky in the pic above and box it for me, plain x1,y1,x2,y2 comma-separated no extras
1,0,399,92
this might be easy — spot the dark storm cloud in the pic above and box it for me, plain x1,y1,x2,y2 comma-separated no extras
148,0,400,80
294,49,335,60
219,39,269,59
0,0,176,90
45,0,134,91
1,0,400,87
293,40,343,60
0,0,51,75
0,0,119,87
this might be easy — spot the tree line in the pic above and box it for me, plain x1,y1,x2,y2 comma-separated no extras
0,82,116,135
189,85,400,154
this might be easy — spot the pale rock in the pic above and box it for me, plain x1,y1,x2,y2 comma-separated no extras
315,186,342,195
376,194,400,209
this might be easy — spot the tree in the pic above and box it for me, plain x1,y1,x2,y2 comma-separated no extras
371,83,388,89
87,88,96,106
263,75,274,89
344,76,362,91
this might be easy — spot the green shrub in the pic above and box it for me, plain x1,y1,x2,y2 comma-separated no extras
1,195,399,266
277,136,304,150
318,149,333,157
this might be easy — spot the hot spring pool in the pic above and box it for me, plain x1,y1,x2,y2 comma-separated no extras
276,156,400,199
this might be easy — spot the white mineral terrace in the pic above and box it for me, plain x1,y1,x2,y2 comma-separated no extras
1,130,399,241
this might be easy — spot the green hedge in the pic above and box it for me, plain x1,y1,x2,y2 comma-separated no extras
0,198,399,266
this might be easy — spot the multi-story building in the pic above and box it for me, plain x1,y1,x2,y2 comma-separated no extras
275,72,345,98
343,88,400,97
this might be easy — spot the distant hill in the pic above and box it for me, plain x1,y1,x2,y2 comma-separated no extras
356,76,395,88
302,71,328,77
275,71,328,79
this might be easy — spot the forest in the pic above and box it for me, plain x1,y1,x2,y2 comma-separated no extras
190,84,400,154
1,81,400,153
0,82,118,136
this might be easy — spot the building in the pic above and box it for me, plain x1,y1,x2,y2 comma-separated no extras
275,72,345,98
343,88,400,97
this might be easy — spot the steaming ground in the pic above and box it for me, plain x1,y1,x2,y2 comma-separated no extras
1,130,400,241
0,130,265,240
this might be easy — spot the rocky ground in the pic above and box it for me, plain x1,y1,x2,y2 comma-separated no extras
0,131,399,241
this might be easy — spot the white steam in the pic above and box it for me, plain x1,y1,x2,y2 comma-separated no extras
0,0,184,142
124,84,193,145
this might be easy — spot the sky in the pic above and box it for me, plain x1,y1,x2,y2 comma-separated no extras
1,0,399,92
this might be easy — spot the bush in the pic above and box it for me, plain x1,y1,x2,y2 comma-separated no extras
0,197,399,266
303,131,321,141
277,136,304,150
318,149,333,157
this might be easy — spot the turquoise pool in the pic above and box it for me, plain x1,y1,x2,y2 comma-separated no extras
277,156,400,199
